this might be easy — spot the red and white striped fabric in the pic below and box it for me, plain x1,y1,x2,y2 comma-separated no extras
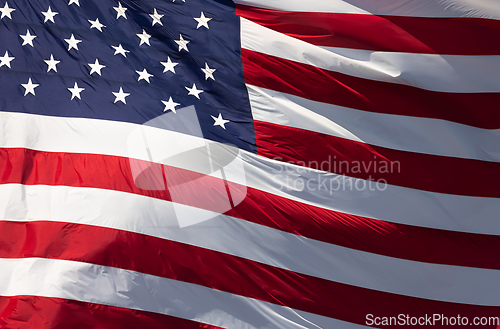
233,0,500,328
2,0,500,328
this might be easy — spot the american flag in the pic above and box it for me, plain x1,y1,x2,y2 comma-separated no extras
1,0,500,328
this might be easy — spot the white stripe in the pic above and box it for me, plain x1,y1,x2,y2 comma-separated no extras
321,46,500,93
240,18,500,93
248,85,500,162
234,0,500,20
0,257,356,329
3,184,500,305
239,152,500,236
0,111,499,235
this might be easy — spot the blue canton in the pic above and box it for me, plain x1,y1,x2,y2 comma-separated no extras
0,0,256,152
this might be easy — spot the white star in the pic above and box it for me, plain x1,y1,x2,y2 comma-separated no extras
194,12,212,29
88,18,105,32
112,87,130,104
201,63,216,81
21,78,39,96
68,0,79,6
185,83,203,99
149,8,163,26
136,68,153,83
111,44,130,57
88,58,106,76
20,29,36,47
44,54,60,72
0,51,14,68
174,34,190,52
211,113,230,129
64,34,82,51
0,2,15,19
114,2,127,19
160,57,178,73
41,6,58,23
136,29,151,46
162,97,180,113
68,82,85,100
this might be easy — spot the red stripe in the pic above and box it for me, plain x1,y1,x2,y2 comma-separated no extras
3,147,500,271
236,4,500,55
242,49,500,129
0,295,221,329
253,121,500,197
2,220,500,328
235,189,500,271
